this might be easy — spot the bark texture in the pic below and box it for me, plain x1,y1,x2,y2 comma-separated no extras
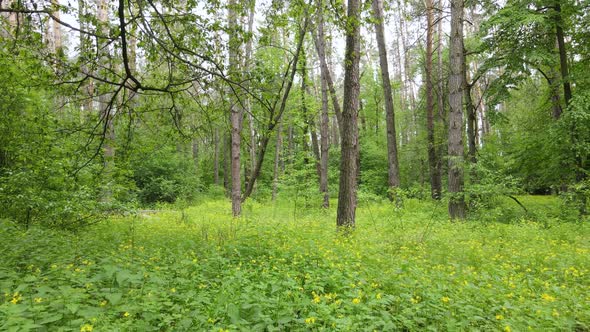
337,0,361,228
372,0,401,193
448,0,466,219
228,0,242,217
425,0,442,199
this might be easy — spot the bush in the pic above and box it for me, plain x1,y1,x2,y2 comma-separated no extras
131,150,202,204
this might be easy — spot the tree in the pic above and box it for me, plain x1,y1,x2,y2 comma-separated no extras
337,0,361,228
228,0,243,217
425,0,442,199
314,0,340,208
371,0,401,196
448,0,466,219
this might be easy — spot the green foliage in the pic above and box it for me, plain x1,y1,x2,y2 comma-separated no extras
0,51,104,229
131,148,202,205
1,199,588,331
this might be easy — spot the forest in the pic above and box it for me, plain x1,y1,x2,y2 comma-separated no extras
0,0,589,330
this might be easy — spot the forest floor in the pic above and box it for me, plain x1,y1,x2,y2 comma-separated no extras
1,196,589,331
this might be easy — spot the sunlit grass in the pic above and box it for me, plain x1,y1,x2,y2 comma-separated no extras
1,197,588,331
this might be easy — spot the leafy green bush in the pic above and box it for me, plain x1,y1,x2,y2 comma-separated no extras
131,149,202,204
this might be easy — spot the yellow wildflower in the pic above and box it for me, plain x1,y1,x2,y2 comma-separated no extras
34,297,43,303
123,312,130,317
441,296,450,303
352,298,361,304
504,326,511,332
305,317,316,324
10,292,21,304
541,293,556,302
496,314,504,320
312,291,321,303
376,293,382,300
80,324,93,332
170,288,177,293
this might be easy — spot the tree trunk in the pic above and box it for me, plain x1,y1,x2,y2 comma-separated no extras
214,127,220,185
372,0,401,193
272,122,282,201
425,0,442,199
228,0,242,217
554,3,571,107
548,67,563,120
301,49,321,177
465,65,477,164
320,74,330,208
244,0,257,181
313,0,342,128
223,133,230,194
337,0,361,228
437,0,445,122
448,0,466,220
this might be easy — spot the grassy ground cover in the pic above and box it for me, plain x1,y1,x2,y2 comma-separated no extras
1,197,589,331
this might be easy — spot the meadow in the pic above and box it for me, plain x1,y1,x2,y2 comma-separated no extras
1,196,589,331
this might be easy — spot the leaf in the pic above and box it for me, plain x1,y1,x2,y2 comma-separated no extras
38,313,63,325
116,270,131,286
105,292,123,305
66,303,80,314
228,303,240,324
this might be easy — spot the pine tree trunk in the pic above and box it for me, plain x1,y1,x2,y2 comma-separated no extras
425,0,442,199
372,0,401,194
448,0,466,220
337,0,361,228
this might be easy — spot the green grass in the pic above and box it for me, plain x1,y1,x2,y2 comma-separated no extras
1,197,589,331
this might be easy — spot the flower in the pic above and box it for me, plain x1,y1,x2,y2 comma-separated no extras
10,292,21,304
34,297,43,303
441,296,450,303
123,312,130,317
352,298,361,304
305,317,316,324
80,324,93,332
496,314,504,320
541,293,556,302
312,291,321,304
376,293,382,299
170,288,177,293
504,325,512,332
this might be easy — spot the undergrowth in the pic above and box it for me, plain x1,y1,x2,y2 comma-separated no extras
0,197,588,331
